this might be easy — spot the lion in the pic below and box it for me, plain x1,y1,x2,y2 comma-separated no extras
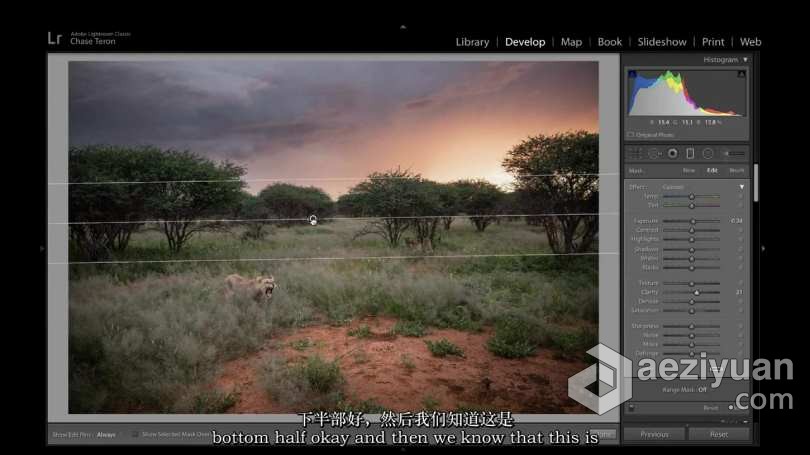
224,273,276,303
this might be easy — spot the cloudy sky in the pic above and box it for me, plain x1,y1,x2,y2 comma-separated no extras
70,60,598,197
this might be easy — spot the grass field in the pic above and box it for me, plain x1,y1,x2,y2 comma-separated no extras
68,219,598,413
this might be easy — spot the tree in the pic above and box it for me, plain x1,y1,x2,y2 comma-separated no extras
69,147,247,256
498,191,521,216
145,150,246,253
502,131,599,254
68,146,163,260
437,183,461,230
340,168,424,247
236,192,270,241
257,183,334,227
453,179,504,232
409,180,445,251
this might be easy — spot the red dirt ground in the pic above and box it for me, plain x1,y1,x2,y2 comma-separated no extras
213,316,592,414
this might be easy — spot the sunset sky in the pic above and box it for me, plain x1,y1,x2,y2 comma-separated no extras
70,60,598,197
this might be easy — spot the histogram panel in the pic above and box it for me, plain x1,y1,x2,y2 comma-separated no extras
628,70,746,117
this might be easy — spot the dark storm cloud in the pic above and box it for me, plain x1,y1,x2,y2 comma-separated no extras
69,60,598,196
70,62,337,157
70,61,466,161
68,61,553,156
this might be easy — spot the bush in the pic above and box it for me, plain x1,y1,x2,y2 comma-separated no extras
183,390,239,413
262,355,345,410
425,339,464,358
347,325,372,338
296,356,344,394
392,320,427,337
542,285,598,324
290,338,313,351
486,315,545,359
433,304,482,332
487,336,536,359
544,325,598,360
400,354,416,372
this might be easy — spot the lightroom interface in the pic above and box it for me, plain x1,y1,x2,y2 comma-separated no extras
43,28,774,447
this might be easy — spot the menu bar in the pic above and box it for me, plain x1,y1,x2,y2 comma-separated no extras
45,28,764,53
453,34,763,51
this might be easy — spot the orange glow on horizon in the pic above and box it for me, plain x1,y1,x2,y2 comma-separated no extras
245,111,598,198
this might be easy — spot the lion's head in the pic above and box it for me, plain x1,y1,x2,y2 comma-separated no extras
255,275,276,300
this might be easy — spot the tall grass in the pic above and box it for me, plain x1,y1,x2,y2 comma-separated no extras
68,221,598,411
69,272,286,412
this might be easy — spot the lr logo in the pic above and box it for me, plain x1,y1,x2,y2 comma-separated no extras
48,32,62,45
568,344,633,415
